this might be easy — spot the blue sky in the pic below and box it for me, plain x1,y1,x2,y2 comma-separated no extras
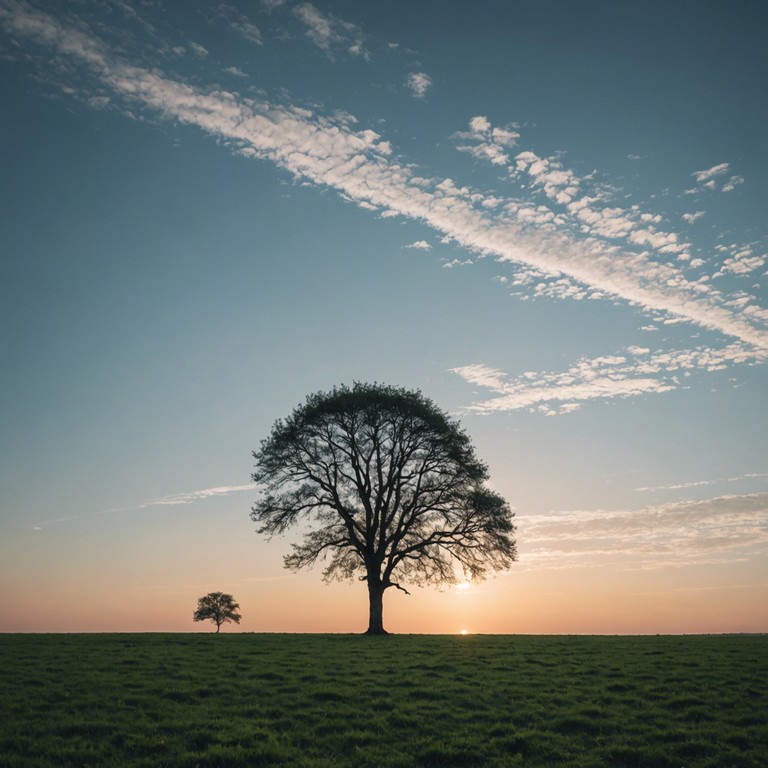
1,0,766,633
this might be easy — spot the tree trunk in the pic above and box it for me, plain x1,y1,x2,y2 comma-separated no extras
365,580,388,635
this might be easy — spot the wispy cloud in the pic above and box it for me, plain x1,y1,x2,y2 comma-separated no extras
722,175,744,193
216,2,262,46
455,115,519,166
637,479,718,492
32,483,259,529
682,210,705,224
223,65,248,78
452,342,767,415
451,118,765,342
713,244,767,277
458,119,762,299
442,258,472,269
406,71,431,98
692,163,730,183
686,163,744,195
508,147,693,260
517,492,768,571
190,41,209,58
293,2,367,58
404,239,432,251
636,472,768,493
147,483,259,506
1,2,766,361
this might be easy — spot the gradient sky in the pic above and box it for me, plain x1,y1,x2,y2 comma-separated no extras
1,0,766,634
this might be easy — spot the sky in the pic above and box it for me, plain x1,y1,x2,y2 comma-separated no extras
1,0,766,634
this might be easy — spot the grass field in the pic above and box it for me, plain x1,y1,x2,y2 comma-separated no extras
1,633,766,767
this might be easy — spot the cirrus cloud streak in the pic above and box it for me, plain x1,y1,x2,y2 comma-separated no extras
452,342,767,415
517,492,768,571
1,0,766,356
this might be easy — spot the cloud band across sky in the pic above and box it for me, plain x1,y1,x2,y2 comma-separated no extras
452,342,767,415
2,0,766,358
32,483,258,530
518,492,768,571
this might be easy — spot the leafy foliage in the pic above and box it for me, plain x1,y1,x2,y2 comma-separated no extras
251,383,516,632
192,592,241,633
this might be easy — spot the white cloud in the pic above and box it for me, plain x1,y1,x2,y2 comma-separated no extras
637,479,717,492
294,2,334,50
719,254,766,276
682,210,705,224
636,472,768,493
722,175,744,193
452,342,767,415
223,65,247,78
406,71,431,98
190,42,209,58
405,240,431,250
146,483,259,506
464,115,518,146
689,164,743,194
455,116,519,167
2,2,766,354
32,483,259,529
714,245,767,277
692,163,730,183
217,2,262,45
518,492,768,571
293,2,366,58
442,258,472,268
467,142,509,166
453,362,673,414
463,126,699,270
469,115,491,134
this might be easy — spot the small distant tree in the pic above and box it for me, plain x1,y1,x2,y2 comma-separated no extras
251,382,517,634
193,592,241,633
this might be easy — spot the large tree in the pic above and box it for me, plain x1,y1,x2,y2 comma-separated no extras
193,592,242,633
251,383,516,634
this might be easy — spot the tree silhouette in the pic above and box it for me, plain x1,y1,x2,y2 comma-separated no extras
193,592,241,633
251,382,516,634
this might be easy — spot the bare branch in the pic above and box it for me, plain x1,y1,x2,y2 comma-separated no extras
388,581,411,596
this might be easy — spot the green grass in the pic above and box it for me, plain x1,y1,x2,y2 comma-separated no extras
1,634,766,767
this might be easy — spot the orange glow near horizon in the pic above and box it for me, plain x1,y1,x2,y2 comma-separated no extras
3,559,767,634
3,502,766,635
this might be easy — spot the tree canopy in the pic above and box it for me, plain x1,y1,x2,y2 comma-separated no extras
251,382,516,634
193,592,242,633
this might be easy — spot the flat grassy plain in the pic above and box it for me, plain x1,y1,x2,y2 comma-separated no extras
1,634,766,767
